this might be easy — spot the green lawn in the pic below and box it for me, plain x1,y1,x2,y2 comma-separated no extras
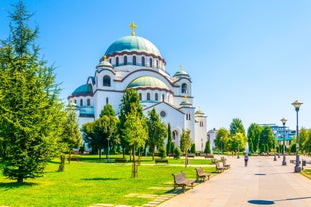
0,156,216,207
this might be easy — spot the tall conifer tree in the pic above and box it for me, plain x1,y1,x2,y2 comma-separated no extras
0,1,66,183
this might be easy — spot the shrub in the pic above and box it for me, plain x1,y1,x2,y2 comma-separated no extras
173,146,181,159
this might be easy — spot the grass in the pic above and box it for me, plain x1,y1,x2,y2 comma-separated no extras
0,156,216,207
301,169,311,179
78,154,213,165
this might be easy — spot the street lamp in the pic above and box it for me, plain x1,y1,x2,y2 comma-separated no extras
280,118,287,166
292,100,303,173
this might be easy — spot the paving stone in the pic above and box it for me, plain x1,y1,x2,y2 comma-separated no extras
137,194,157,198
124,193,139,197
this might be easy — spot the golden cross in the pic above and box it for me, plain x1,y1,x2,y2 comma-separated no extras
103,55,107,61
180,64,183,72
129,21,137,36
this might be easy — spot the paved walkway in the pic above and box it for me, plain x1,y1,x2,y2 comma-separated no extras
157,155,311,207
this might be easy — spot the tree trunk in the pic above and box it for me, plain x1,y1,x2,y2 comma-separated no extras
132,145,138,178
58,154,65,172
185,152,188,167
98,148,102,159
17,166,23,183
17,176,23,183
68,150,71,164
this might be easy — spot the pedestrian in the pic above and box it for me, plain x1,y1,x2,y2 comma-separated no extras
244,151,249,167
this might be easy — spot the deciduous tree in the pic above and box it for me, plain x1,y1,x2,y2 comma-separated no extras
180,129,192,167
147,108,167,159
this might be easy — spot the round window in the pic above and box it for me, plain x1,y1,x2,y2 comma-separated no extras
160,111,166,118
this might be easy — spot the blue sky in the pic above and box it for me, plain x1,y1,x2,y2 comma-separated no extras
1,0,310,131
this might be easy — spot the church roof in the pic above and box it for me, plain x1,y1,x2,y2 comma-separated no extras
72,84,93,96
104,36,161,57
127,76,169,90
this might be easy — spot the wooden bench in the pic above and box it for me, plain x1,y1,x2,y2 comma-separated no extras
215,162,225,173
221,157,230,169
188,153,195,158
155,159,168,164
204,154,214,158
114,158,128,163
172,172,195,192
195,167,210,181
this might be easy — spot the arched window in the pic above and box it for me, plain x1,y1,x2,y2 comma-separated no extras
109,59,112,64
116,57,119,66
80,99,83,106
139,93,142,100
162,94,165,102
133,56,136,65
142,57,145,66
155,93,158,101
87,99,90,106
156,60,159,68
147,93,150,100
124,56,127,65
172,130,178,140
149,58,153,67
181,83,188,93
74,99,77,105
106,97,109,104
103,75,111,87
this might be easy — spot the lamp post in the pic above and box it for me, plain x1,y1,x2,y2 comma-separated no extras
273,130,277,161
280,118,287,166
277,134,280,158
292,100,303,173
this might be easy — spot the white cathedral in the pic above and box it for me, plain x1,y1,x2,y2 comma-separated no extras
67,23,208,152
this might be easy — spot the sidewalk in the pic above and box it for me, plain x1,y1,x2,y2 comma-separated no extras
157,155,311,207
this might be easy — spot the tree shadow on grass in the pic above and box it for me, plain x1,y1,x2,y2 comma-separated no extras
0,181,38,191
81,177,121,181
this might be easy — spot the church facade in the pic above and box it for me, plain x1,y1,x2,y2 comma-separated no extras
67,23,208,151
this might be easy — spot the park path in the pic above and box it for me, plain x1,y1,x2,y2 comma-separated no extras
157,155,311,207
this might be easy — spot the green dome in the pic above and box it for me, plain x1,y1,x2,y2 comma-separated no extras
72,84,93,96
105,36,161,57
127,76,168,90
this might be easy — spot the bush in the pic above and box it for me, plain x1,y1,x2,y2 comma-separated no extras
158,147,166,159
173,146,181,159
190,144,196,153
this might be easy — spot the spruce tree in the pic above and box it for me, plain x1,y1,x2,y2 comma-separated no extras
0,1,66,183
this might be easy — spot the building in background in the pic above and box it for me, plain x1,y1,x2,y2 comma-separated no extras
67,23,207,151
261,124,296,146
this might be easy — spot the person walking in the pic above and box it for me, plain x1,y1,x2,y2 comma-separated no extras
244,151,249,167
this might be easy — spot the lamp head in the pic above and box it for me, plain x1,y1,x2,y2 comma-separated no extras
292,100,303,111
280,118,287,125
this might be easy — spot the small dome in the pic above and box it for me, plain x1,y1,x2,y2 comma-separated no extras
174,65,189,77
195,108,204,115
97,60,113,69
180,97,191,106
127,76,169,90
105,36,161,57
174,70,188,76
72,84,93,96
